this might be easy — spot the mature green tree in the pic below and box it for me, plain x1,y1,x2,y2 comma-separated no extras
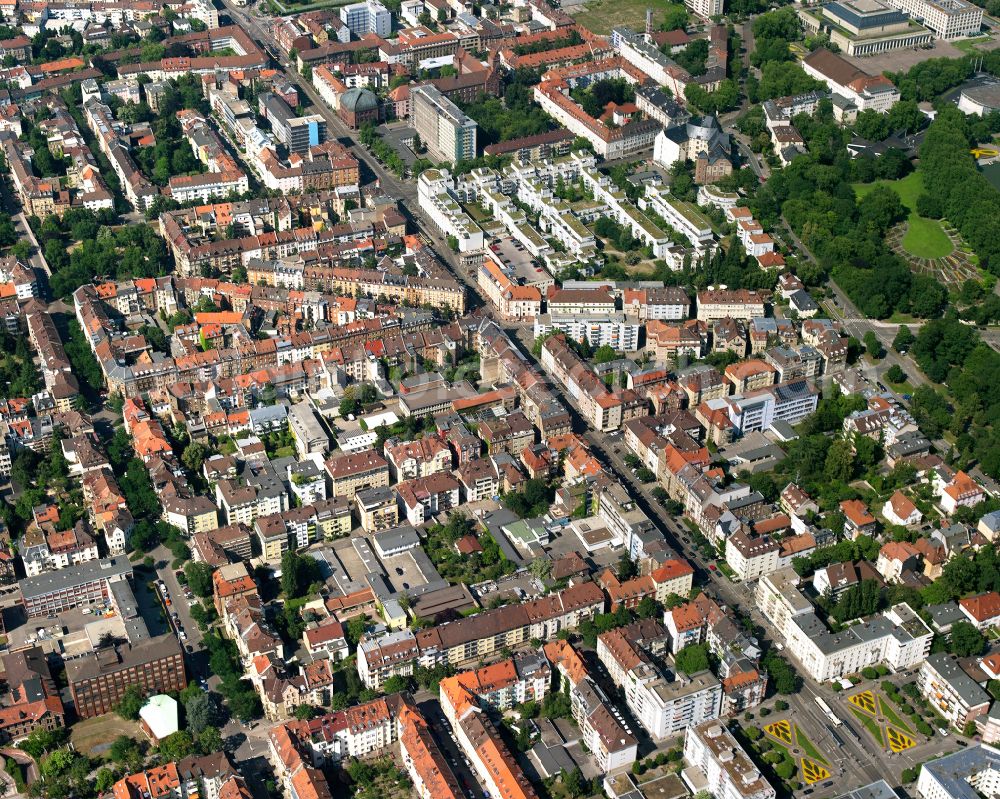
950,621,987,657
185,562,215,598
674,643,710,675
115,685,146,721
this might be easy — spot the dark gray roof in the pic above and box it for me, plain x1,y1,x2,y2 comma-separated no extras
19,556,132,600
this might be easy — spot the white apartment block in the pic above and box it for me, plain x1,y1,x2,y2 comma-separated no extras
533,314,641,352
756,568,932,682
417,169,484,252
597,629,722,740
725,530,780,582
918,653,991,729
640,183,715,250
579,167,674,258
684,722,776,799
412,85,477,165
883,0,982,37
685,0,725,21
340,0,392,37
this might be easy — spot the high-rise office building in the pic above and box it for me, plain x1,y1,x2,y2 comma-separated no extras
339,0,392,37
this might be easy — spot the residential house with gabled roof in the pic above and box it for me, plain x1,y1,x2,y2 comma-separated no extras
883,490,922,527
959,591,1000,631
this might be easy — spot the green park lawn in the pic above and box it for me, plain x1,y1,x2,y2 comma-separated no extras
854,172,954,259
571,0,684,35
795,727,829,765
878,697,914,734
850,706,885,747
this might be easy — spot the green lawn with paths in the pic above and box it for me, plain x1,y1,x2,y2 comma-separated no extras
795,727,829,765
853,172,954,259
850,706,885,747
878,696,914,733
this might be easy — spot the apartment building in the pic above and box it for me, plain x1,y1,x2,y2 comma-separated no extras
18,556,132,617
412,85,477,164
384,436,452,481
67,633,186,718
357,582,606,687
452,707,540,799
697,289,767,321
340,0,392,36
260,93,327,154
325,449,390,497
756,568,932,681
541,335,649,432
417,169,484,252
356,486,399,533
641,183,715,249
533,313,641,352
439,654,551,722
597,627,722,740
725,530,780,582
916,745,1000,799
163,495,219,536
395,472,461,525
544,640,638,773
918,653,991,729
684,721,776,799
685,0,724,19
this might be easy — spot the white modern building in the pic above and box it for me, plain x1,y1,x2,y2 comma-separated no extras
598,628,722,740
417,169,484,252
916,745,1000,799
640,183,715,249
533,313,641,352
340,0,392,37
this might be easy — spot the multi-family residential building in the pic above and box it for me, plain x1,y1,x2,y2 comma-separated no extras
356,486,399,533
340,0,392,36
544,640,638,773
412,85,477,164
597,627,722,740
918,653,992,729
325,449,391,497
395,472,461,524
357,582,605,687
756,568,932,681
384,436,452,481
684,721,776,799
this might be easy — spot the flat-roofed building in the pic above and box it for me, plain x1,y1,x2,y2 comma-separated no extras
412,85,477,165
683,721,776,799
799,0,932,56
67,633,186,718
19,556,132,617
